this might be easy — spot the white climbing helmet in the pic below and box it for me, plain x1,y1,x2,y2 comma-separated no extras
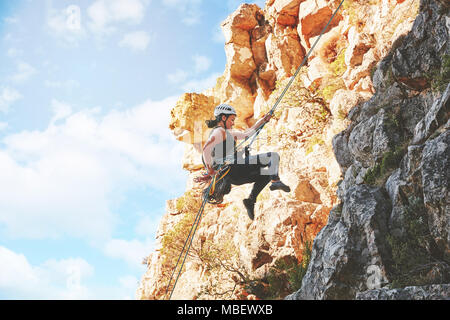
214,104,237,117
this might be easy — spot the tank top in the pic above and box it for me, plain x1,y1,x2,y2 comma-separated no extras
210,127,237,165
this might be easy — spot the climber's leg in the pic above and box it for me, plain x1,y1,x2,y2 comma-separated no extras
247,152,291,192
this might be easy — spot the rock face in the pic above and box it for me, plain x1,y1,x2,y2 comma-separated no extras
288,0,450,300
137,0,449,300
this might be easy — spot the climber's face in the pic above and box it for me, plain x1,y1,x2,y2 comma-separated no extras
223,114,236,129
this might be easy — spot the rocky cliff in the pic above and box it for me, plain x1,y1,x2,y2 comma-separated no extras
137,0,450,300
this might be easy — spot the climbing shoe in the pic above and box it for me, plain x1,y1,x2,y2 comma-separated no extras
243,198,255,220
269,181,291,192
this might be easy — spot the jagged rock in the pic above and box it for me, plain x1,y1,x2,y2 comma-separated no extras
265,24,305,79
385,143,424,221
399,94,429,138
181,144,203,171
169,93,216,144
332,128,353,172
215,70,256,128
287,186,392,300
293,178,321,203
342,48,378,91
345,27,374,68
371,109,402,162
288,0,450,301
356,284,450,300
348,113,378,167
306,56,332,85
412,84,450,145
421,130,450,257
372,53,394,91
222,3,260,32
329,89,364,118
266,0,304,26
224,44,257,80
251,22,272,67
222,4,262,80
297,0,342,50
360,86,407,125
390,1,449,90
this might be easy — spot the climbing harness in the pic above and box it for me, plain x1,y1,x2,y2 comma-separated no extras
203,165,231,204
164,0,345,300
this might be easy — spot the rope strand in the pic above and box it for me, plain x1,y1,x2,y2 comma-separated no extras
234,0,346,154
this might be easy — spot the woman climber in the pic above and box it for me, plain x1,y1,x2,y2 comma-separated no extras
201,103,291,220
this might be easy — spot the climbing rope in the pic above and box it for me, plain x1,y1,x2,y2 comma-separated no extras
163,184,210,300
233,0,346,156
164,0,345,300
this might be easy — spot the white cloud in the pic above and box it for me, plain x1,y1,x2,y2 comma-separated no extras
0,97,185,241
50,99,73,123
182,72,221,93
47,5,86,44
119,275,139,299
0,246,39,292
103,238,154,268
4,16,19,24
7,47,23,58
44,79,80,92
0,246,94,299
0,87,22,113
119,31,151,51
135,214,161,237
0,122,8,131
10,61,36,84
88,0,147,34
193,54,211,73
167,69,188,84
162,0,203,26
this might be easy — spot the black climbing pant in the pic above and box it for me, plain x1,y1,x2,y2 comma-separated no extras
227,152,280,202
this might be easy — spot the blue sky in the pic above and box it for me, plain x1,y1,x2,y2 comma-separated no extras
0,0,265,299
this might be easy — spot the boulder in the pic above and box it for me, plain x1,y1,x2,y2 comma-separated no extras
265,24,305,80
266,0,304,26
348,113,378,167
412,84,450,145
297,0,342,50
287,186,392,299
168,93,216,144
345,27,374,68
221,4,263,80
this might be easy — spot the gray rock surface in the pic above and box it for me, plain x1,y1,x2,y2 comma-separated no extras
287,0,450,300
421,130,450,257
287,186,391,300
356,284,450,300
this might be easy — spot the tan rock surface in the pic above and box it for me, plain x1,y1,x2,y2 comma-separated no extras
137,0,422,300
297,0,342,50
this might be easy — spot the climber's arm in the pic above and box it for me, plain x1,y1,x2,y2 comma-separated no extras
202,128,226,176
230,113,272,140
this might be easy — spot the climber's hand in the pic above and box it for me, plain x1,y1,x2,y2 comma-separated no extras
207,166,217,177
263,113,273,122
194,173,211,185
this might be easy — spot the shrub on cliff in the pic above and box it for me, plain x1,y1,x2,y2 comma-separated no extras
387,196,450,288
245,240,312,299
